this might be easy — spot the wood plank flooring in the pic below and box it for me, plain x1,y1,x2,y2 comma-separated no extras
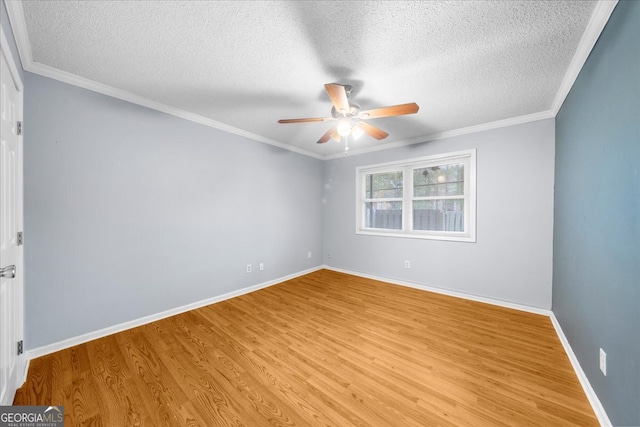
14,269,598,426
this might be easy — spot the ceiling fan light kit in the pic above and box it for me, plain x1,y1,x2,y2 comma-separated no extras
278,83,419,153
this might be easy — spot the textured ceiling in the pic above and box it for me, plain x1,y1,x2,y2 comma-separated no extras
8,1,605,157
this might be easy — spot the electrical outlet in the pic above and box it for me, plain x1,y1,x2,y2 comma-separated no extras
308,251,312,259
246,264,252,274
599,348,606,375
404,260,411,269
259,262,264,271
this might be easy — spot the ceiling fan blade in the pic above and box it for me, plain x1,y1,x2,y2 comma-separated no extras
324,83,350,114
317,126,338,144
359,102,419,119
359,121,389,140
278,117,332,124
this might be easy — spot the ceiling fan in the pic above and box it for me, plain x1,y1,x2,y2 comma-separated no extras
278,83,419,147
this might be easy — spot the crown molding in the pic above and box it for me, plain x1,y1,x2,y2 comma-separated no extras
23,62,324,159
3,0,323,160
324,109,554,160
550,0,618,114
5,0,618,160
3,0,31,69
1,20,23,89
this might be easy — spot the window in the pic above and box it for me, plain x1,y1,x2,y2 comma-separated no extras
356,149,476,242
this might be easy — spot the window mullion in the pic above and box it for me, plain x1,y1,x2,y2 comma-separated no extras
413,195,466,201
356,149,476,242
405,165,412,232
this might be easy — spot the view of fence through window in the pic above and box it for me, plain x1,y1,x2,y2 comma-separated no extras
364,163,465,232
357,150,475,241
413,163,465,232
365,171,403,230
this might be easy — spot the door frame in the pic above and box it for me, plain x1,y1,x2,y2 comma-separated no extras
0,24,26,405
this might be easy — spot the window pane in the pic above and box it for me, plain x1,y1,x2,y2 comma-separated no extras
413,199,464,232
365,201,402,229
413,164,464,197
365,171,403,198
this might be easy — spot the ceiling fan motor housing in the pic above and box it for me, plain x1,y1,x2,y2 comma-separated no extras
278,82,418,144
331,104,360,119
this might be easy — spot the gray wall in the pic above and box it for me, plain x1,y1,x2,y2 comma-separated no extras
24,73,324,349
324,119,555,309
553,1,640,425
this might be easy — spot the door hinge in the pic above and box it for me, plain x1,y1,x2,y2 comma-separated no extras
17,121,22,136
17,231,23,246
17,340,23,355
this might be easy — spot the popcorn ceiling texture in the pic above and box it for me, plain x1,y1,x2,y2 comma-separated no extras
20,1,597,156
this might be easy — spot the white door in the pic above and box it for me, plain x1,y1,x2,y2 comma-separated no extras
0,34,24,405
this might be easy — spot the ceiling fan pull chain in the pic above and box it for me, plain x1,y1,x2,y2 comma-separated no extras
344,135,349,155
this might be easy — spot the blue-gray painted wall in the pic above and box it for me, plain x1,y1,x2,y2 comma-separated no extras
23,73,324,349
553,1,640,425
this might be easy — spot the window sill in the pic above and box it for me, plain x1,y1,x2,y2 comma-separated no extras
356,229,476,243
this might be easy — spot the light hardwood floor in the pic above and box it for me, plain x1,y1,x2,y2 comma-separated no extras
14,269,598,426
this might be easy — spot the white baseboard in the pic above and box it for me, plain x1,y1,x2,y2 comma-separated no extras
323,265,552,315
21,265,611,426
325,265,611,427
25,266,323,361
19,356,30,389
549,313,612,427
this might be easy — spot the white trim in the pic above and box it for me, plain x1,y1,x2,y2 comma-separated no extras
6,0,617,161
0,26,23,90
28,63,324,160
3,1,323,161
3,0,32,76
324,111,554,160
21,63,323,160
550,0,618,114
324,265,551,315
1,21,27,406
549,313,612,427
19,358,29,386
25,266,323,360
19,264,611,425
324,265,612,426
355,149,476,242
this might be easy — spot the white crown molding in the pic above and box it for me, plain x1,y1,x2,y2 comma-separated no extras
550,0,618,114
324,110,555,160
5,0,618,160
0,24,23,89
3,0,31,71
26,63,325,160
29,62,325,160
3,1,323,161
24,266,323,361
549,313,612,427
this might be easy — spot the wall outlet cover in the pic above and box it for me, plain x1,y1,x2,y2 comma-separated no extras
599,348,606,376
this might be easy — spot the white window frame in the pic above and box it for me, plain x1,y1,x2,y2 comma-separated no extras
355,149,476,242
